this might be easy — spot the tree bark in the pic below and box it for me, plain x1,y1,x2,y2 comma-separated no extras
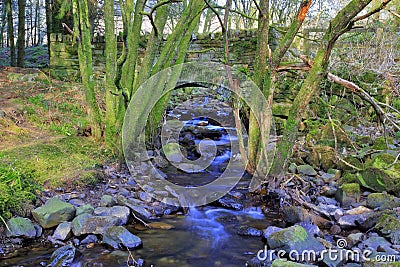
45,0,51,55
6,0,16,66
17,0,26,67
270,0,374,176
72,0,102,140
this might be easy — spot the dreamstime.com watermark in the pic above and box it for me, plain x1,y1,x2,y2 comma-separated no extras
257,239,398,263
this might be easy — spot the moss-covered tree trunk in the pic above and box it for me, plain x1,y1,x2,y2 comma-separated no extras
6,0,16,66
17,0,26,67
104,0,120,154
145,0,205,141
270,0,373,176
247,0,311,175
72,0,102,141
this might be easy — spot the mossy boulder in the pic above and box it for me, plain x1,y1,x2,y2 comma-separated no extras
366,193,400,210
6,217,38,239
359,154,400,195
267,225,324,254
32,197,76,229
375,214,400,245
335,183,361,208
317,122,351,147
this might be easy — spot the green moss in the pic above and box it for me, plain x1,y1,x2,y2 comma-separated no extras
0,136,108,187
372,136,394,150
337,156,363,173
271,259,316,267
339,173,358,184
375,214,400,234
340,183,361,194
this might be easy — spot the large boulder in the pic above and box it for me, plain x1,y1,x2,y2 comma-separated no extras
102,226,142,249
6,217,38,239
267,225,325,254
366,192,400,210
32,197,76,229
71,214,122,236
359,154,400,195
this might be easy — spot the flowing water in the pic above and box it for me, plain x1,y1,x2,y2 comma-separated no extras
0,206,277,267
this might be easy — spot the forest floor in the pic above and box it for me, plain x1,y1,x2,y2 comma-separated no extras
0,67,109,216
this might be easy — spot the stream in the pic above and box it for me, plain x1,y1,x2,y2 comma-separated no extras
0,94,279,267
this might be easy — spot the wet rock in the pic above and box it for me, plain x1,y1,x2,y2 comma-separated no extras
116,195,152,222
102,226,142,249
237,226,262,237
282,206,312,224
52,222,72,241
47,244,76,267
263,226,283,240
267,225,325,254
335,183,361,208
32,197,76,229
271,259,317,266
316,203,343,220
366,192,400,210
81,234,98,245
71,214,122,236
214,195,243,210
138,191,152,203
6,217,38,239
297,165,317,176
100,195,116,207
68,199,85,207
374,214,400,244
94,206,130,225
76,204,94,216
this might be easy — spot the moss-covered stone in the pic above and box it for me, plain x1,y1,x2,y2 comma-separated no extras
335,183,361,207
366,192,400,210
339,172,359,184
357,154,400,195
375,214,400,245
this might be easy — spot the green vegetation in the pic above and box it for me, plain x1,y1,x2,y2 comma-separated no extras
0,165,40,218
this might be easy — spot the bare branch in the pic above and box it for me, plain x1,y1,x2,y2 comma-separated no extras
212,5,257,20
354,0,392,22
252,0,262,15
204,0,225,33
142,0,183,36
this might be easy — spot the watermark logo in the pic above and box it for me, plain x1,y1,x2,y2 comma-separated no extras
257,239,397,263
122,62,276,207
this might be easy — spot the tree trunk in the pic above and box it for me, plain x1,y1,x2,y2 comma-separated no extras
17,0,26,67
72,0,102,140
270,0,373,176
104,0,121,155
6,0,15,66
0,4,7,47
45,0,51,55
247,0,311,176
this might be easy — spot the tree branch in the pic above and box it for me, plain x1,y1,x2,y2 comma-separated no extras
142,0,183,37
353,0,392,22
204,0,225,33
